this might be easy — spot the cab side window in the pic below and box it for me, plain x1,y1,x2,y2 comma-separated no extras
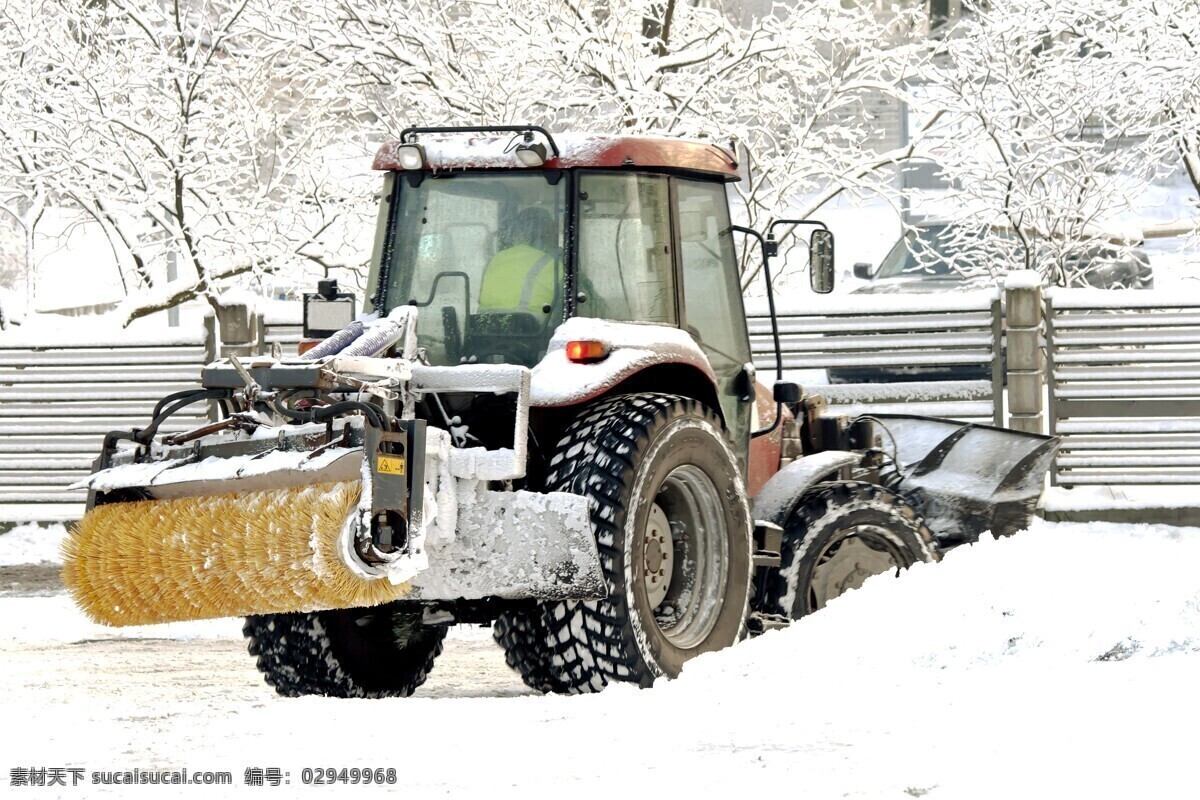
576,173,676,324
677,179,751,368
677,178,754,451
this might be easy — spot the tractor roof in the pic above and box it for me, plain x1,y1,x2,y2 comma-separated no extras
372,133,740,181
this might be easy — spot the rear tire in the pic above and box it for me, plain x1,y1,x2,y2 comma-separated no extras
501,393,752,691
769,481,936,618
244,603,446,698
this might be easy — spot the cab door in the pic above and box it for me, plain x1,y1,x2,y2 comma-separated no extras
673,178,755,463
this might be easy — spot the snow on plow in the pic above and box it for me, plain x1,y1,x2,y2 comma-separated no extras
875,414,1059,542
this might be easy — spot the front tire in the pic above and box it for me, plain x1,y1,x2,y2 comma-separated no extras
527,393,753,690
770,481,936,619
244,602,446,698
492,606,607,694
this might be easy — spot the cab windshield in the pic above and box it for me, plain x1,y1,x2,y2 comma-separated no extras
383,174,567,366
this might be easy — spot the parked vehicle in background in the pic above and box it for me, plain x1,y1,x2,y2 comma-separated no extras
828,220,1153,383
852,220,1153,294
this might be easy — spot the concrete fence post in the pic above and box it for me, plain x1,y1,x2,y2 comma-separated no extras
214,303,260,359
1004,271,1045,434
256,313,267,355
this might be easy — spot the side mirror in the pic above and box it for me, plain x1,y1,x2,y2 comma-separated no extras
810,229,835,294
852,262,874,279
303,280,357,338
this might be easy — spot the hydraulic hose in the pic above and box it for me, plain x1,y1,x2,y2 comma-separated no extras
138,390,233,443
152,388,216,421
271,393,389,432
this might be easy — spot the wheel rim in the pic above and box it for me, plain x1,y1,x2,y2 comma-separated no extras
644,464,728,649
808,525,903,611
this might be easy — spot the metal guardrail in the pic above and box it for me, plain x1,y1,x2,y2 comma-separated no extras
0,319,216,522
0,313,306,523
16,287,1198,519
1047,290,1200,486
747,292,1004,426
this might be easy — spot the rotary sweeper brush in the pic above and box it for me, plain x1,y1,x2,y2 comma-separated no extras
65,304,604,627
64,126,1057,698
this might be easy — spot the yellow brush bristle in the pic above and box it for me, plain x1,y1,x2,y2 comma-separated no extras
61,480,410,627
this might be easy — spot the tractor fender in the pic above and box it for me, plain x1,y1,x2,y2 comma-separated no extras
752,450,863,526
530,318,718,408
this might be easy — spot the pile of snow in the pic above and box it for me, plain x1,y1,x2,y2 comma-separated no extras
1043,484,1192,511
687,521,1199,682
1,519,1197,798
0,523,66,566
646,521,1200,797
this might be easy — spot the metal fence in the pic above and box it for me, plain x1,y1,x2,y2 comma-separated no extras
747,291,1004,426
1047,290,1200,486
0,320,215,522
261,307,304,357
7,286,1200,521
0,312,304,523
1,299,1006,521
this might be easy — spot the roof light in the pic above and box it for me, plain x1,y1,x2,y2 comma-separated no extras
395,143,427,170
566,340,609,364
515,132,548,167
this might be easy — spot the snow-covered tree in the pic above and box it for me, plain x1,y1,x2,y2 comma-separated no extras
0,0,372,325
1095,0,1200,251
0,0,55,309
273,0,934,288
3,0,940,314
914,0,1194,285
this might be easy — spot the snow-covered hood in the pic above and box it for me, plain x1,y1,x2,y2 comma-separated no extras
530,317,716,407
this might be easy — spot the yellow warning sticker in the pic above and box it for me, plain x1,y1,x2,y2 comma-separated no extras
376,455,406,476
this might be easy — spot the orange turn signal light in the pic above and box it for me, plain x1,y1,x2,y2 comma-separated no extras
565,339,609,364
297,339,321,356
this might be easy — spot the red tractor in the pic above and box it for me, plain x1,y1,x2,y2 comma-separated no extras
66,126,1057,697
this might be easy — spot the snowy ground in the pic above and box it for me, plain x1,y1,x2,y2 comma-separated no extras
1,520,1197,798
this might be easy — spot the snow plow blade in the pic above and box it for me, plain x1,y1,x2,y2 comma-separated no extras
868,414,1059,543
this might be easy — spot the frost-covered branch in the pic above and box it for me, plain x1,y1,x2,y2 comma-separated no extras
911,0,1181,285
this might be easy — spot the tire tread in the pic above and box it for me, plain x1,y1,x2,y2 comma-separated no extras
243,608,445,698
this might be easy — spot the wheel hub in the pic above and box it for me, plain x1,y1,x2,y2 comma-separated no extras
643,503,674,609
810,527,899,610
641,465,730,649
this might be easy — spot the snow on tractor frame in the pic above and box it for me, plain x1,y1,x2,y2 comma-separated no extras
65,125,1058,698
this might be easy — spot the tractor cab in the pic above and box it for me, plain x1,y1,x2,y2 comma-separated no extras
359,125,835,453
367,128,753,366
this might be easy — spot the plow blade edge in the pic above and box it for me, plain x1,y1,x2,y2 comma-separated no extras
868,414,1059,543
